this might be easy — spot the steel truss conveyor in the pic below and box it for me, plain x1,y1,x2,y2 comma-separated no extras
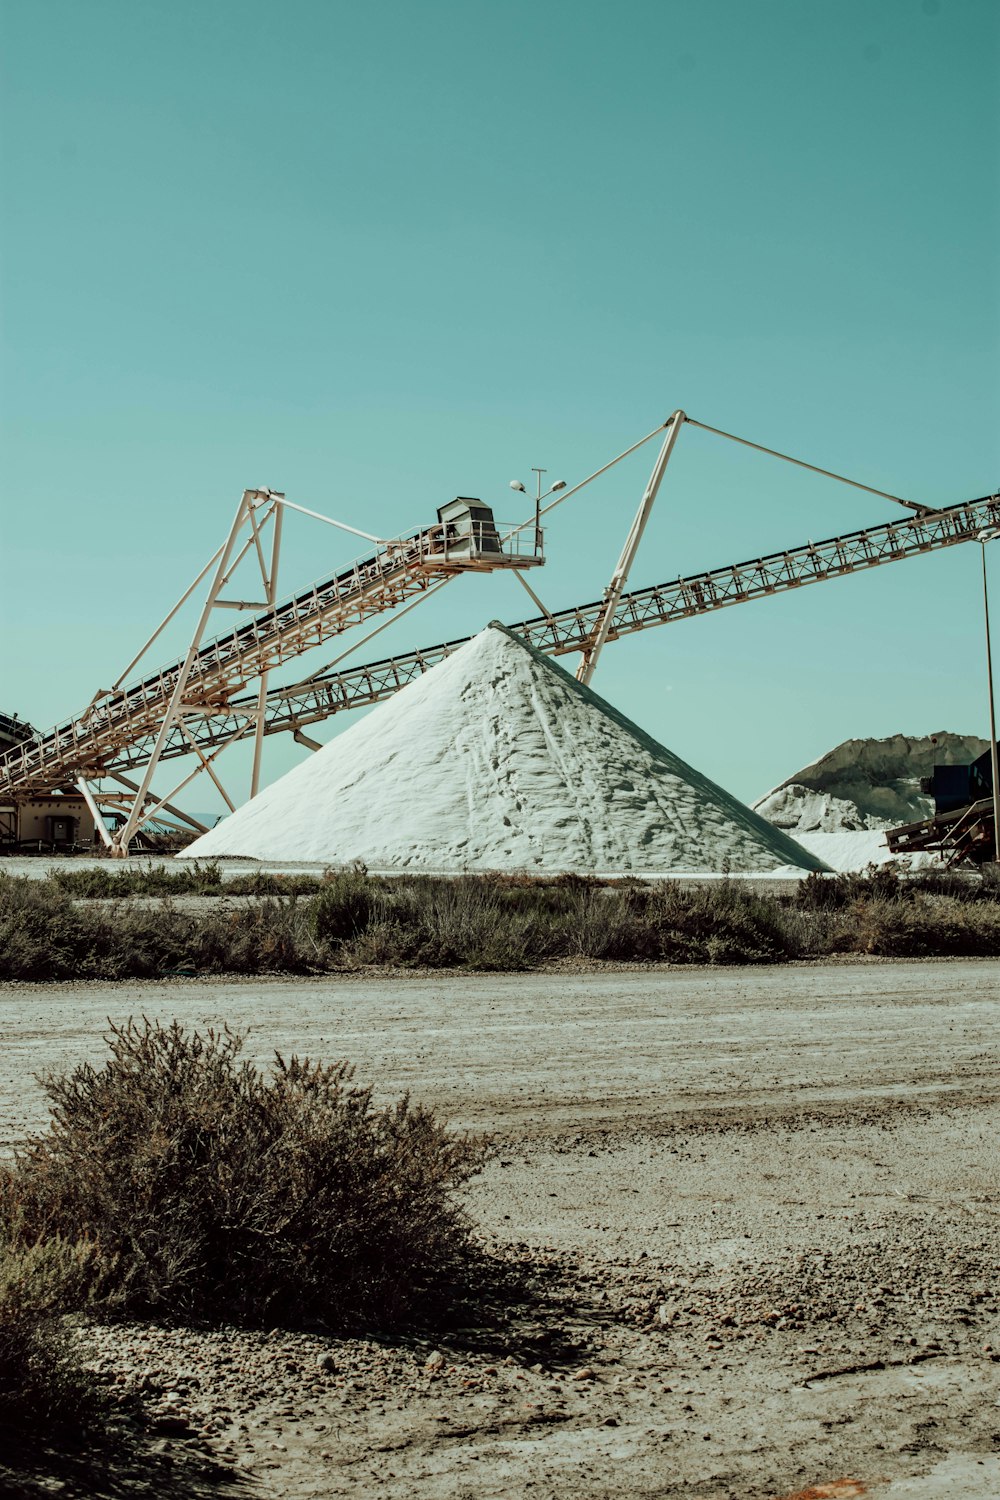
0,494,541,804
94,488,1000,768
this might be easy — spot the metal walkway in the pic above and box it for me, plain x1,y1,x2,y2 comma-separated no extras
108,488,1000,768
0,512,540,800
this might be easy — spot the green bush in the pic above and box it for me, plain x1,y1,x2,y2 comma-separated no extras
6,865,1000,977
1,1021,479,1329
383,877,557,970
49,861,223,897
562,887,661,961
794,866,906,910
190,897,315,973
312,873,561,969
48,862,329,899
0,876,195,980
0,877,85,979
0,875,317,979
648,882,793,963
224,870,325,896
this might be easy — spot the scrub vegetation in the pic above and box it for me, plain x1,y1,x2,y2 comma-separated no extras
2,864,1000,980
0,1022,480,1486
0,1238,100,1442
0,1020,479,1330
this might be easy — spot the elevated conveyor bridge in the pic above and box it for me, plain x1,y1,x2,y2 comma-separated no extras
2,411,996,854
106,489,1000,766
0,492,541,849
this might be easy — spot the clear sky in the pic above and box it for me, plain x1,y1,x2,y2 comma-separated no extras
2,0,998,814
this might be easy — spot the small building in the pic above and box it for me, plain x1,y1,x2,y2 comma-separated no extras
2,796,97,851
0,713,97,850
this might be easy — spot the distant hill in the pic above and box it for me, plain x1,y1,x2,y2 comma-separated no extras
754,733,989,832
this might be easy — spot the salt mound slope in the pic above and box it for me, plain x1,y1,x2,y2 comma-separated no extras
787,828,894,873
181,623,826,875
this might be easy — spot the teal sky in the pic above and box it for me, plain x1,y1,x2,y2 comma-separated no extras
2,0,998,812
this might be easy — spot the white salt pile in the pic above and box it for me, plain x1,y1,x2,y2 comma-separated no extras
753,732,988,872
181,623,825,876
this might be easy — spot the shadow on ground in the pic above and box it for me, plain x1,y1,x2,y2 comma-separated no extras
0,1420,249,1500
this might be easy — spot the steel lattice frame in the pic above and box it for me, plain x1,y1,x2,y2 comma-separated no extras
2,407,996,854
0,486,542,850
153,490,1000,757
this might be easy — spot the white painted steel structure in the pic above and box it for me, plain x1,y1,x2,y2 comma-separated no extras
2,409,995,854
2,489,543,853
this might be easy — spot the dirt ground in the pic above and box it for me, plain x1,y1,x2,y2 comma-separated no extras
1,959,998,1499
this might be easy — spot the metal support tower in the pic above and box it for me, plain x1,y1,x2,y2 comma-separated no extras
0,487,542,852
2,408,996,853
576,410,685,685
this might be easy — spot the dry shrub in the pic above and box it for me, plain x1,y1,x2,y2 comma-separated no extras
224,870,325,896
49,862,223,897
0,1021,479,1330
648,882,792,963
50,862,329,899
563,887,660,961
563,882,791,964
0,876,316,979
795,865,1000,911
794,866,905,910
7,867,1000,978
191,897,315,973
0,877,85,979
0,1238,98,1440
0,877,194,980
388,877,557,970
315,874,560,969
852,894,1000,957
311,870,388,944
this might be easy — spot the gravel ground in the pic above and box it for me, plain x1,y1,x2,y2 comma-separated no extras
0,961,998,1499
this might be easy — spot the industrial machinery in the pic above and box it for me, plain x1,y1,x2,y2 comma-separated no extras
0,495,542,854
886,749,998,865
2,409,998,854
0,713,34,756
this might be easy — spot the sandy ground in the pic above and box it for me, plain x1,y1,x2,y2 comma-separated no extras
1,961,998,1499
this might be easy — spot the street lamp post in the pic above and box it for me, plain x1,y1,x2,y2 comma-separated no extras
978,528,1000,863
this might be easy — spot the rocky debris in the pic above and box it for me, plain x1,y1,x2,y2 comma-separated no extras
55,1217,997,1497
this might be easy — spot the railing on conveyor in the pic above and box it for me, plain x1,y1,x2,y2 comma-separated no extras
161,490,1000,759
0,518,542,796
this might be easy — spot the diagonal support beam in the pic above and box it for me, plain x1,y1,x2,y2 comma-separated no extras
112,490,261,854
577,409,685,686
109,772,209,833
75,777,115,849
178,722,237,812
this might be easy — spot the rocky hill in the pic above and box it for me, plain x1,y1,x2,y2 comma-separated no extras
754,733,989,833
